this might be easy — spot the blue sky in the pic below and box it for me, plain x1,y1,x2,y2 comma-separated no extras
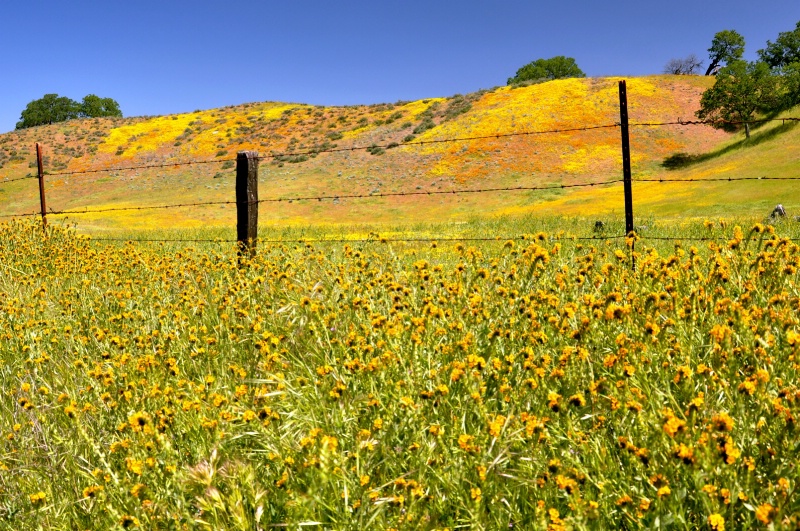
1,0,799,133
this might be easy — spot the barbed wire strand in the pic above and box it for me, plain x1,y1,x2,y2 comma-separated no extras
85,235,630,244
44,178,624,216
80,234,800,245
2,175,39,183
638,234,800,242
634,176,800,183
0,211,39,219
47,157,235,177
630,117,800,127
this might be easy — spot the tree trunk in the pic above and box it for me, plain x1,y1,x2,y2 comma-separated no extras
704,60,719,76
745,122,750,139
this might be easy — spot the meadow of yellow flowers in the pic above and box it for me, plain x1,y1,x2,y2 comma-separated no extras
1,216,798,529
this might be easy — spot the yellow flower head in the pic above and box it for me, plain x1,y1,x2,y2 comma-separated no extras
707,513,725,531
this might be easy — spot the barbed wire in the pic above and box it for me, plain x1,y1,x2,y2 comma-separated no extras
85,233,800,245
44,178,624,216
84,235,629,245
257,178,623,203
634,176,800,183
630,117,800,127
49,200,235,215
0,211,39,219
46,157,235,177
2,175,39,184
637,235,800,243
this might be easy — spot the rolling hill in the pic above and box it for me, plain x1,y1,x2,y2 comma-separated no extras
0,75,797,231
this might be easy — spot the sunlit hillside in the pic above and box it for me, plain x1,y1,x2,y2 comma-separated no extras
1,75,796,231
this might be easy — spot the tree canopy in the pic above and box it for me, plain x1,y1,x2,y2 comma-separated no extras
758,20,800,71
79,94,122,119
507,56,585,85
705,30,745,76
695,61,779,138
16,93,122,129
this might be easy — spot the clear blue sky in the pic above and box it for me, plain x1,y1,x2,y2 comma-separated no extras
2,0,799,133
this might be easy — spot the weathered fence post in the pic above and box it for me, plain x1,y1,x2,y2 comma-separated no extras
35,143,47,228
618,81,636,270
236,151,258,261
618,81,634,235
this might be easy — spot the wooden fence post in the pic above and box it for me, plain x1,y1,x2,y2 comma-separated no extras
36,143,47,228
618,81,634,236
618,81,636,270
236,151,258,261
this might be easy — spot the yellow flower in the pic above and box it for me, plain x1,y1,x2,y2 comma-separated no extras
673,443,694,464
707,513,725,531
711,412,734,432
555,475,577,494
126,458,144,475
29,491,46,505
547,392,561,412
82,485,104,498
458,434,476,452
128,411,150,431
755,503,776,524
663,415,685,437
568,393,586,407
470,487,481,501
119,515,140,528
488,415,507,438
64,403,78,418
719,436,740,464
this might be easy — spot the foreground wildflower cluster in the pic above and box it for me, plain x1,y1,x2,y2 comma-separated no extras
0,219,798,529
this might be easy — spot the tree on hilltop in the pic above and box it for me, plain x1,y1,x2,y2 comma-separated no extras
16,93,122,129
663,54,703,75
758,20,800,71
507,56,585,85
16,94,79,129
705,30,745,75
79,94,122,119
696,60,779,138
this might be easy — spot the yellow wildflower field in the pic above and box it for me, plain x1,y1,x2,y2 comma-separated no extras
1,217,799,529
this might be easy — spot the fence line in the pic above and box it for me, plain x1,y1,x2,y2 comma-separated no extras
85,235,630,245
1,177,624,219
2,175,39,183
2,86,799,251
634,176,800,183
82,233,799,245
47,157,235,177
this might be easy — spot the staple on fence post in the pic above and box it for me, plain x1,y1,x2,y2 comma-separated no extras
35,143,47,229
236,151,258,262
